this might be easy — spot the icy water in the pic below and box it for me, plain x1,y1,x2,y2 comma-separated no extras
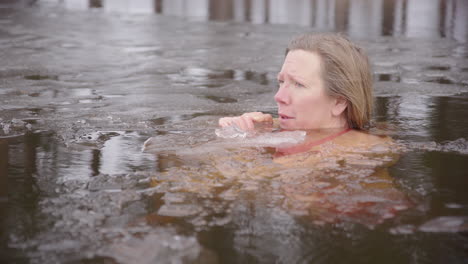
1,1,468,264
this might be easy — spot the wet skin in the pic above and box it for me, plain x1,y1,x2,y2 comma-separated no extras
275,50,347,130
219,49,347,131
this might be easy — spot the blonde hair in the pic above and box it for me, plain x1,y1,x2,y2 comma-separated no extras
286,33,373,130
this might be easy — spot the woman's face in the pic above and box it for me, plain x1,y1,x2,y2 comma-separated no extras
275,49,344,130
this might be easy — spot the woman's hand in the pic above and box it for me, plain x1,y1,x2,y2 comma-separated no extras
218,112,273,131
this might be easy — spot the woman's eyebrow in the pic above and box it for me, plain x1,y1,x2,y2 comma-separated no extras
289,73,307,84
277,72,307,84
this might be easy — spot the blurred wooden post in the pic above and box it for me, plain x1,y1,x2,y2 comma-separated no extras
89,0,102,8
209,0,233,20
154,0,162,13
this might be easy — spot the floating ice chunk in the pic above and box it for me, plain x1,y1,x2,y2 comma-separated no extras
158,204,202,217
389,224,416,235
216,126,306,147
141,137,154,152
440,138,468,154
103,230,201,264
143,128,307,154
2,123,10,134
215,125,250,139
418,216,468,233
407,138,468,155
38,239,80,251
445,203,463,209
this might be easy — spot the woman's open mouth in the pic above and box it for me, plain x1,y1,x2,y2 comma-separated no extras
279,114,294,120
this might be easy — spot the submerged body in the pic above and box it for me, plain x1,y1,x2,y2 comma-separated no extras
216,33,411,224
147,33,410,226
144,125,409,227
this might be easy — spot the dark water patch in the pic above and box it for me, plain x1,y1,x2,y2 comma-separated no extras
242,70,270,85
28,92,40,97
426,65,451,71
426,94,468,142
24,75,59,81
203,69,234,80
424,76,456,85
432,54,449,58
201,95,237,103
0,69,47,79
375,94,468,141
376,73,401,82
0,0,36,8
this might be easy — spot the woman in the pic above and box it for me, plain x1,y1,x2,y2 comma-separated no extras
215,33,409,225
218,33,389,156
147,33,409,226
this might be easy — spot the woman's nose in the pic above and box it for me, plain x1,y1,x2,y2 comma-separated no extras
274,84,290,105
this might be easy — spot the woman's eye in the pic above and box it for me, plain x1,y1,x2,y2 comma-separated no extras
277,80,284,86
294,81,304,88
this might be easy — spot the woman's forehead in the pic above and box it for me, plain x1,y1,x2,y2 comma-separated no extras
279,50,322,79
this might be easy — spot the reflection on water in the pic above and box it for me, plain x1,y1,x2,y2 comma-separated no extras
2,94,468,262
56,0,468,41
2,99,468,263
168,68,272,88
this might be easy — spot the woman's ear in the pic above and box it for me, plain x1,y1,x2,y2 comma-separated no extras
331,97,348,117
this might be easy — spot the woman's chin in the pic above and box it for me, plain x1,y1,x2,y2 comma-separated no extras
279,119,298,130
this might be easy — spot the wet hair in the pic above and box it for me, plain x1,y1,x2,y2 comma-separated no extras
286,33,373,130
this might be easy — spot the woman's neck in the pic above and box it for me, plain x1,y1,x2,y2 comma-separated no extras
274,127,352,157
321,115,348,130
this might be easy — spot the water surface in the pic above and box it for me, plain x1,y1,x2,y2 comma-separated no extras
1,1,468,263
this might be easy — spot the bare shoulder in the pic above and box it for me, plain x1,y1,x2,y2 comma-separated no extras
336,129,393,148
